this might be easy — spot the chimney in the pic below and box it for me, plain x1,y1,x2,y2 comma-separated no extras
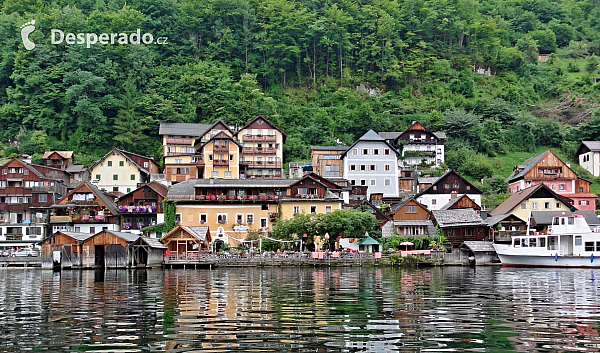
480,210,488,220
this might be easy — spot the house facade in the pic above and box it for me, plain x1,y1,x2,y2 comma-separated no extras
415,170,483,211
576,141,600,177
342,130,400,198
432,209,488,246
117,181,167,234
0,158,71,248
235,116,285,179
88,149,160,194
310,146,348,179
279,173,343,219
507,150,596,210
50,182,121,234
386,198,436,237
42,151,87,183
159,122,213,182
379,121,446,167
195,131,242,179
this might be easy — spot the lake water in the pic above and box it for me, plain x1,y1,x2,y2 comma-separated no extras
1,266,600,352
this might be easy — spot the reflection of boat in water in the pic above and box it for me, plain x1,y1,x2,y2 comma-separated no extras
494,214,600,267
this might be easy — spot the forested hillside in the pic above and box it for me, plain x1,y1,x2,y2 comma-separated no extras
0,0,599,180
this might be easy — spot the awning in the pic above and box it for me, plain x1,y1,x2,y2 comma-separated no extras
358,236,381,246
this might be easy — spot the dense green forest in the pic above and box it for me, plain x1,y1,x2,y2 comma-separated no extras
0,0,599,188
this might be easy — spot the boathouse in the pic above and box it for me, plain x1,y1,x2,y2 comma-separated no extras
39,231,94,269
160,225,212,260
81,230,165,268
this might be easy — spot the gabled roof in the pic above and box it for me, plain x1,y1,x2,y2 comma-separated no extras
290,172,340,191
440,195,481,210
134,236,167,249
198,130,242,151
354,199,391,222
42,151,73,159
433,208,486,228
89,149,155,175
2,158,67,181
506,150,571,183
576,141,600,155
531,210,600,226
341,130,400,158
490,183,575,216
161,225,211,243
159,122,213,136
391,220,436,236
104,230,140,243
462,241,494,252
418,177,440,184
415,169,483,197
39,231,94,245
389,197,430,217
485,214,526,227
235,115,287,142
117,181,168,202
55,182,120,215
378,132,402,140
358,236,381,245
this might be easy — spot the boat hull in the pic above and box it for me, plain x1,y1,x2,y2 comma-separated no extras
497,254,600,268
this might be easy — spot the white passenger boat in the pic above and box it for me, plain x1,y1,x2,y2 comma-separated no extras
493,214,600,267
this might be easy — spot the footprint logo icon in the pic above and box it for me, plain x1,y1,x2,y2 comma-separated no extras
20,20,36,51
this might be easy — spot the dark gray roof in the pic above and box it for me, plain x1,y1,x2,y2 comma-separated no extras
581,141,600,152
87,183,120,215
167,179,197,200
378,132,402,140
462,241,495,252
182,226,210,242
310,146,349,151
485,214,513,227
105,230,140,243
65,164,86,173
433,209,486,228
359,129,385,141
418,177,439,184
138,236,167,249
194,179,294,188
531,210,600,226
440,197,463,210
60,231,94,242
433,132,447,140
159,122,213,136
507,150,549,183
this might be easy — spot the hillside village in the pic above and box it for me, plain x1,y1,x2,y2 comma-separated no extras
1,116,599,266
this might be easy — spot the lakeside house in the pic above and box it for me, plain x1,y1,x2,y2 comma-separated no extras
415,169,483,211
490,183,575,222
379,121,446,168
576,141,600,177
116,181,168,234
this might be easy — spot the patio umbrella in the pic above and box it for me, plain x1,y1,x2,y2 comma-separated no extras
400,241,414,251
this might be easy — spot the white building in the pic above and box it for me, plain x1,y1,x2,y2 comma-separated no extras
576,141,600,177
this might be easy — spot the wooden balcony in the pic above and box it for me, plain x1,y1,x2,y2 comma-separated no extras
245,161,281,168
494,231,527,243
165,151,194,156
213,159,229,166
213,145,230,153
242,147,277,154
166,138,194,145
50,216,72,223
242,135,277,142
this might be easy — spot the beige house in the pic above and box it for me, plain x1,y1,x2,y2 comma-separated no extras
490,183,574,222
235,115,285,179
195,131,241,179
88,149,160,194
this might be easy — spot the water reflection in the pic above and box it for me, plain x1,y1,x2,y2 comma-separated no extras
1,267,600,351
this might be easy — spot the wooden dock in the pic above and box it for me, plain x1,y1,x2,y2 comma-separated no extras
0,257,42,267
163,254,379,268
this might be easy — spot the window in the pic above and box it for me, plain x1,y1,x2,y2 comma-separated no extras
310,206,317,214
466,185,471,191
108,161,112,167
229,154,234,161
130,174,136,180
580,200,589,205
246,214,254,224
556,203,561,209
384,149,390,155
370,179,376,186
225,171,232,178
373,149,380,155
384,164,390,171
175,159,182,164
38,194,47,203
351,180,356,185
119,161,124,167
89,227,95,234
236,214,243,224
385,179,391,186
531,202,538,210
596,241,600,252
325,165,340,176
350,164,357,171
144,161,149,168
362,149,369,155
360,179,367,186
521,203,526,209
544,202,551,209
369,165,376,171
95,174,101,181
585,242,595,252
359,164,366,171
579,187,584,192
325,206,332,213
217,214,228,224
465,228,473,236
575,236,582,246
559,184,565,191
406,205,417,213
529,238,536,247
539,238,546,247
75,227,81,232
293,206,300,214
444,184,450,189
568,217,575,225
260,218,268,228
113,175,118,180
126,188,131,193
551,184,556,190
113,187,119,192
209,155,213,161
432,199,437,205
0,181,5,188
352,149,358,155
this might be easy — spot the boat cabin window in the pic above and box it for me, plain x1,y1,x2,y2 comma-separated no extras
575,236,582,246
521,238,528,247
585,242,594,252
530,238,537,247
553,217,560,225
513,238,520,247
548,236,558,250
539,237,546,248
597,242,600,251
561,218,566,225
568,217,575,225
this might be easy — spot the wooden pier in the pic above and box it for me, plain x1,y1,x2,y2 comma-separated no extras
0,257,42,267
162,253,378,269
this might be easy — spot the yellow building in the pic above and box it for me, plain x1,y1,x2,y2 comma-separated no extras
278,173,344,218
235,115,285,179
195,131,241,179
88,149,160,194
490,183,574,221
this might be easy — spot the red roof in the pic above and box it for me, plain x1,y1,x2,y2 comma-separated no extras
565,193,597,198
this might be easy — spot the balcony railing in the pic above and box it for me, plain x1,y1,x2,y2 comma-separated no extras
242,135,277,142
166,138,194,145
245,161,282,168
242,147,277,154
246,174,283,179
6,234,23,241
165,151,194,156
31,185,62,193
213,159,229,166
50,216,72,223
193,194,280,203
213,145,230,153
494,230,527,242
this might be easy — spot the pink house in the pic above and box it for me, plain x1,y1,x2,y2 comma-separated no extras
506,150,596,211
